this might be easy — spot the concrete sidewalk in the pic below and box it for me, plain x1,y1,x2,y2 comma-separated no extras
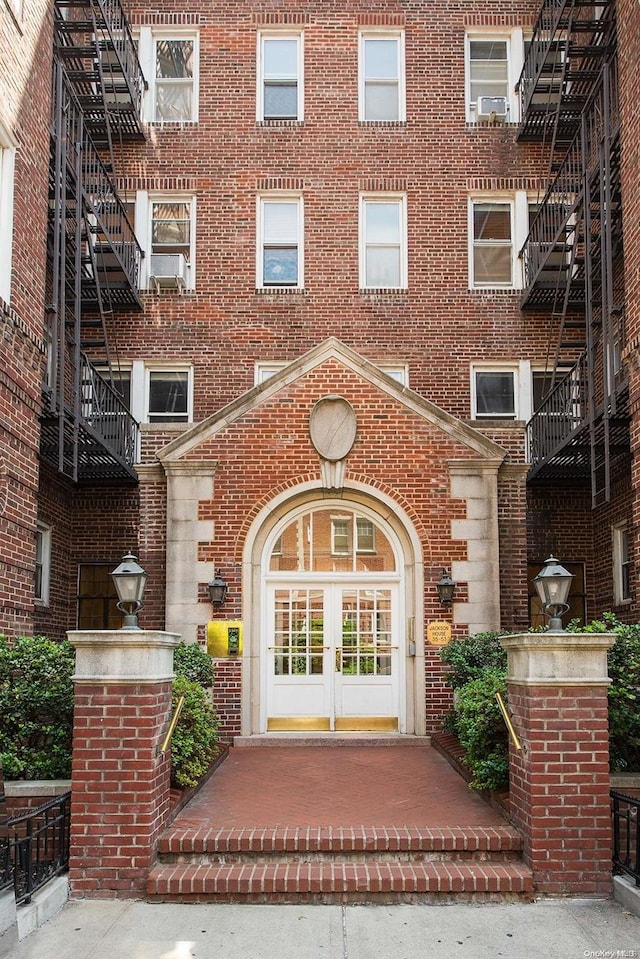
2,897,638,959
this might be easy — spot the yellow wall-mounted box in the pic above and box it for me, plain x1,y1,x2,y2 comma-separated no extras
207,620,243,657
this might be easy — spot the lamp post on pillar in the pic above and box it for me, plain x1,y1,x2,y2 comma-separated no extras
501,564,615,896
68,558,180,899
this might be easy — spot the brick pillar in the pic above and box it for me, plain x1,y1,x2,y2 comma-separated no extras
67,630,180,898
501,632,615,896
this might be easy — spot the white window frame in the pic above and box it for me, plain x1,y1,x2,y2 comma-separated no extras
331,517,351,555
257,31,304,122
0,120,16,304
138,27,199,124
612,523,631,605
469,192,528,290
358,30,406,123
35,522,52,606
465,29,523,123
355,517,376,553
360,193,408,290
471,360,532,421
136,191,196,290
255,360,408,386
257,194,304,289
144,365,194,424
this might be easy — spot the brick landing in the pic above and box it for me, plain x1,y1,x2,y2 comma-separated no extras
148,743,533,903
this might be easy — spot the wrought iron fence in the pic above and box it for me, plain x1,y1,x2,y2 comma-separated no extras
611,790,640,887
5,792,71,905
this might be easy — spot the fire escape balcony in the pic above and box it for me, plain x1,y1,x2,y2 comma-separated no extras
41,354,139,484
54,66,143,311
526,349,628,487
54,0,146,146
517,0,615,146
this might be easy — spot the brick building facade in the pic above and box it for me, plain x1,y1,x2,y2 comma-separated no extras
1,0,638,738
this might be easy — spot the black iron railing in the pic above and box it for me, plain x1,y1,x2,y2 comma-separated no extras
611,790,640,887
6,793,71,905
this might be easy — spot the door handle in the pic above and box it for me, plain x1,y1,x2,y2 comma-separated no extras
335,647,342,672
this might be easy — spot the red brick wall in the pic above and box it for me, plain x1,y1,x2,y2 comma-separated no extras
69,681,172,898
0,1,52,638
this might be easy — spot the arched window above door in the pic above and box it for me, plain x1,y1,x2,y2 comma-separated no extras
269,508,396,573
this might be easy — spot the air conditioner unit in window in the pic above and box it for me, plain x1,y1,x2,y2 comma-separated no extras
149,253,188,291
477,96,509,120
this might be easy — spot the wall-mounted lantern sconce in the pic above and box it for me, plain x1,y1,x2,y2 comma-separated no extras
208,570,228,608
436,569,456,608
111,552,147,630
533,555,573,631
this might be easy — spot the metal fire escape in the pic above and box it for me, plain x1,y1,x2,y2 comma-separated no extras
42,0,146,484
518,0,627,507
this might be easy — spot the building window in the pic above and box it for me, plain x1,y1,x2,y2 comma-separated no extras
139,29,199,123
255,360,408,386
612,524,631,605
332,518,350,555
356,518,376,553
465,31,523,123
360,195,407,290
35,523,51,605
77,564,121,630
359,31,405,122
137,193,195,290
0,122,16,303
470,201,513,287
473,369,516,419
257,196,303,288
258,32,303,121
146,369,192,423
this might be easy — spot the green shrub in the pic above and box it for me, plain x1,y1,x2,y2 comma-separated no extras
0,636,75,780
169,675,220,789
451,668,509,791
568,613,640,772
174,640,214,687
439,630,507,689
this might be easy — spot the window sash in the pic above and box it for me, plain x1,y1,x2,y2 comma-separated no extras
361,34,403,121
475,370,516,419
147,370,190,422
260,34,302,120
153,38,195,121
259,198,302,287
35,524,51,604
362,197,405,288
472,202,513,286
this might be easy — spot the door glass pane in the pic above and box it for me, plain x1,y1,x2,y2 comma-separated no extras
273,589,324,676
341,589,392,677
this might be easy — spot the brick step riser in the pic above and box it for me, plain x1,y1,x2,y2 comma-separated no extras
146,861,534,905
159,849,523,865
147,890,532,905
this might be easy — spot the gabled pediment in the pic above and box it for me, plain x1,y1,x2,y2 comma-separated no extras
157,337,506,464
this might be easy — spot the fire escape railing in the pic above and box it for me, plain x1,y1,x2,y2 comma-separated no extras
45,4,144,483
527,353,588,472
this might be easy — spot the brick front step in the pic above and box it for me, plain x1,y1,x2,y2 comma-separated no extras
158,824,524,860
149,824,533,902
146,860,534,903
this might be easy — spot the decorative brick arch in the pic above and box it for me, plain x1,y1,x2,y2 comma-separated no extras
240,479,426,736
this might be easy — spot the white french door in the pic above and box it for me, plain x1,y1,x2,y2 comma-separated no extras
265,581,401,732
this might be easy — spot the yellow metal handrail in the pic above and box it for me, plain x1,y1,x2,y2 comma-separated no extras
495,691,522,752
161,694,185,755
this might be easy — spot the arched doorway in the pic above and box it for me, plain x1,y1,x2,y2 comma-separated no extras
243,488,424,736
